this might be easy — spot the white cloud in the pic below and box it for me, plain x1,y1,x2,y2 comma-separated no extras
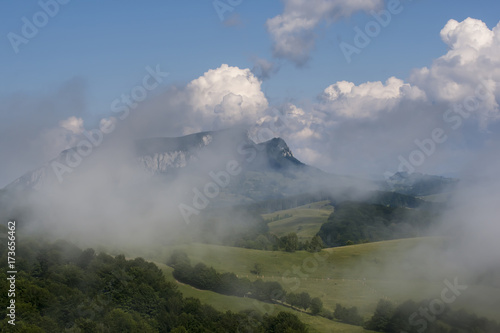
266,0,383,65
319,77,426,118
186,64,268,133
410,18,500,125
253,103,325,142
440,18,494,57
279,18,500,176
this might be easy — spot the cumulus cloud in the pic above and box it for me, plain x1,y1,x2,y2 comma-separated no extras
185,64,268,133
319,77,426,119
270,18,500,176
253,103,325,142
410,18,500,126
266,0,383,65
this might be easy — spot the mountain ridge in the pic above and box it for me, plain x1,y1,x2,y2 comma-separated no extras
4,129,457,205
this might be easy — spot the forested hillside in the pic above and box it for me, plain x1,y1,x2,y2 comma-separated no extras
0,238,308,332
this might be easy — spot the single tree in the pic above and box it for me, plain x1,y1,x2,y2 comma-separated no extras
299,292,311,311
310,297,323,315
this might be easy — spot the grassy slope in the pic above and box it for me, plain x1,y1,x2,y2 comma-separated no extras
148,237,500,326
264,200,334,241
141,200,498,331
156,262,373,333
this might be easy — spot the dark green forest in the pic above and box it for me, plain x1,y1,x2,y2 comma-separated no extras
364,299,500,333
0,238,308,332
317,201,438,247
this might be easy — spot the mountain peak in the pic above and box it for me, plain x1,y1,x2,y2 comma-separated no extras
256,137,303,169
4,129,307,191
266,137,293,157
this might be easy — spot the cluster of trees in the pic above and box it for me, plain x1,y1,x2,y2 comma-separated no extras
235,232,324,253
0,239,309,332
169,252,323,315
264,213,292,223
331,304,364,325
364,299,500,333
317,201,437,247
316,299,500,332
286,292,323,314
275,233,324,253
169,251,285,302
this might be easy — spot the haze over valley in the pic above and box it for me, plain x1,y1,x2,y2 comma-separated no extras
1,1,500,332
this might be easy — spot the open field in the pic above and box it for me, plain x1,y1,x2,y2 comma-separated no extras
156,262,376,333
264,200,334,241
147,236,500,325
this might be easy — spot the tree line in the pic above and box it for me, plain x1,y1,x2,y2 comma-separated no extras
328,299,500,333
0,238,309,332
364,299,500,333
168,251,323,314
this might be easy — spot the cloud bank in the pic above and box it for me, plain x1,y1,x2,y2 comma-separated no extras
269,17,500,176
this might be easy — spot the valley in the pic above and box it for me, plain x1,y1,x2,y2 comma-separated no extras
3,3,500,331
148,235,500,332
1,131,498,332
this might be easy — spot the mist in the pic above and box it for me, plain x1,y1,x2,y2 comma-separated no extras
3,2,500,332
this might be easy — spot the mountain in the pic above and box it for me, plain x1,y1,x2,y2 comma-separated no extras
3,128,373,206
4,129,459,209
134,129,305,176
383,171,459,197
135,132,215,176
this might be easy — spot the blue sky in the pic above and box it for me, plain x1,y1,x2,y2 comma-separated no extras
2,0,499,115
1,0,500,186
